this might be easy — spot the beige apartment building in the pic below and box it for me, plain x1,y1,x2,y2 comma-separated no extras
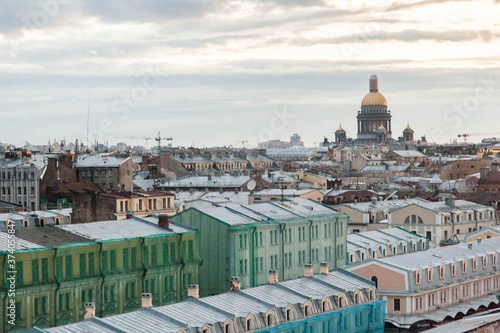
346,238,500,330
336,196,498,245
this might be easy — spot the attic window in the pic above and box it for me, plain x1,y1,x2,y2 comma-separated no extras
439,265,445,280
462,260,467,274
246,318,252,331
286,308,291,321
427,267,433,282
415,270,421,285
304,305,310,316
493,254,498,267
472,258,478,272
225,323,231,333
483,256,488,270
451,262,456,277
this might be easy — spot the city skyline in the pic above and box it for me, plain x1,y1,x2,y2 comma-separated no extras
1,0,500,147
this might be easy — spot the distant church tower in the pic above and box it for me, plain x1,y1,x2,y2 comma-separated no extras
335,124,347,144
403,124,414,142
356,75,392,143
376,122,388,144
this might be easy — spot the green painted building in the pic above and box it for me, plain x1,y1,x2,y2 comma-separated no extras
0,216,199,332
172,197,348,297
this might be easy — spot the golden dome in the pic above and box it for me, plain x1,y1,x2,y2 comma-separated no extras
337,123,344,131
361,92,387,106
405,123,413,130
378,122,386,131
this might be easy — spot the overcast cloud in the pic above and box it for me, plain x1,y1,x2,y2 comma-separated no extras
1,0,499,147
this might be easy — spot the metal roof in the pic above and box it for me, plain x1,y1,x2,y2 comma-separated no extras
0,232,43,251
42,268,375,333
56,217,192,241
76,154,129,168
159,175,250,188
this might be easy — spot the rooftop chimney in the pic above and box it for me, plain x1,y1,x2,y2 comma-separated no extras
188,284,200,299
477,238,482,244
268,270,278,284
126,210,133,219
230,277,241,291
158,214,169,229
141,293,153,308
468,243,473,249
304,264,313,277
371,197,377,205
83,302,95,319
320,262,329,275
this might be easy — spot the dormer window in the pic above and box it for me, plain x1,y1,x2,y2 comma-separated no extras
483,256,488,270
266,314,272,326
246,318,252,331
439,265,445,280
225,323,231,333
304,305,310,317
427,267,433,282
338,296,345,308
451,262,456,277
462,260,467,274
415,270,421,285
472,258,478,272
286,308,291,321
322,300,327,312
493,254,498,267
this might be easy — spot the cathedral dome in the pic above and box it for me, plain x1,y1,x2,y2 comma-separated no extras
361,92,387,106
361,74,387,106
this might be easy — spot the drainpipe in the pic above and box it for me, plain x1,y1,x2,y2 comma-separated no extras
53,247,61,325
279,222,285,282
251,227,257,288
178,233,186,300
308,219,313,268
98,242,106,317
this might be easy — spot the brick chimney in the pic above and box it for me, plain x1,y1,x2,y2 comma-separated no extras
188,284,200,299
83,302,95,319
158,214,169,229
230,277,241,291
141,293,153,308
268,270,278,284
320,262,329,275
304,264,313,277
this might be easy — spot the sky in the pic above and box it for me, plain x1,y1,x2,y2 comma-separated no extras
1,0,500,148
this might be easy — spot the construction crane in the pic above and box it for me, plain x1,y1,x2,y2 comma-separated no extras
154,131,173,153
458,134,470,144
458,132,500,144
116,135,152,148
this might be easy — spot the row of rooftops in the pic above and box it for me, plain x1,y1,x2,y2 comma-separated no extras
347,228,425,253
362,237,500,271
0,216,196,251
337,197,495,214
37,267,376,333
183,197,343,227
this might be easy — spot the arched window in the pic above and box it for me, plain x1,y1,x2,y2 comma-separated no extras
371,276,378,288
55,218,60,225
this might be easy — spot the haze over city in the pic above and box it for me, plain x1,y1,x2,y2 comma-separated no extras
1,0,500,147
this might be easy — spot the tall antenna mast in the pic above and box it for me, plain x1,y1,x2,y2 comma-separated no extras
86,88,91,152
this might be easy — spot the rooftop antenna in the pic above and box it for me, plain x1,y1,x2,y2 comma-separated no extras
86,87,92,152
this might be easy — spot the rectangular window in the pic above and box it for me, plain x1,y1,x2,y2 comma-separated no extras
170,243,176,262
131,247,136,269
88,252,94,276
41,258,48,282
56,257,63,279
123,248,129,270
188,240,194,261
65,255,72,279
163,243,169,264
393,298,401,312
79,254,86,277
16,262,23,286
110,250,117,271
32,259,39,283
260,257,263,271
151,245,157,266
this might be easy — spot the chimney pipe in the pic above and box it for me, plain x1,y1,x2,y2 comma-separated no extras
268,270,278,284
158,214,169,229
126,210,133,219
141,293,153,308
230,277,241,291
188,284,200,299
477,238,482,244
320,262,329,275
304,264,313,277
83,302,96,319
468,243,473,249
